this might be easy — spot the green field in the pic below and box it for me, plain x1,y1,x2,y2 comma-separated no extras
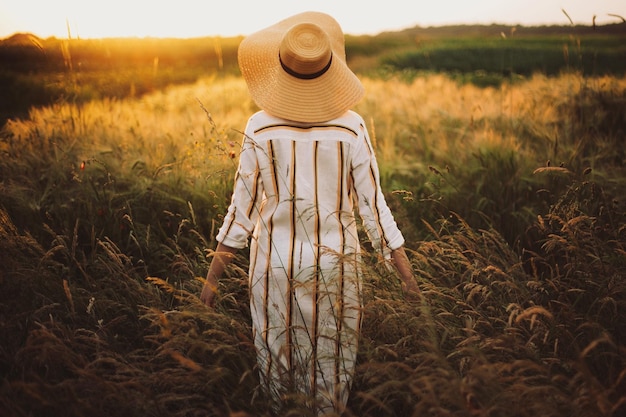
2,22,625,124
1,23,626,417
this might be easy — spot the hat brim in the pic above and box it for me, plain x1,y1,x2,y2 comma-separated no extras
238,12,364,123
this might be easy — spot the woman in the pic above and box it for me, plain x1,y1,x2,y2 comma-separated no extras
200,11,418,415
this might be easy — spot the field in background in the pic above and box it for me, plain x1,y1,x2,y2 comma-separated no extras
1,22,626,417
1,22,625,123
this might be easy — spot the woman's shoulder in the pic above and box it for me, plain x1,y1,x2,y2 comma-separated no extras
333,110,366,130
247,110,281,127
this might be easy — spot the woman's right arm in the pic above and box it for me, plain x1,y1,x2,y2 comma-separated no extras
202,118,262,308
200,242,239,307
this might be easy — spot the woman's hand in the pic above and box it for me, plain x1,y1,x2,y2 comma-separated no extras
200,274,218,307
200,243,239,308
391,246,421,299
401,277,421,299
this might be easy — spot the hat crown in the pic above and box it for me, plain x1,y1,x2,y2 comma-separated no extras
279,23,332,79
238,11,364,123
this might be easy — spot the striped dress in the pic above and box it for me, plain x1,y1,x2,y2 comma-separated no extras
216,110,405,414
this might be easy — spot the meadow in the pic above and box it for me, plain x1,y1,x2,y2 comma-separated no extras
1,23,626,416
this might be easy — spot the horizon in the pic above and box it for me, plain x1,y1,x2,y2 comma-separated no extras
1,0,625,40
3,19,625,42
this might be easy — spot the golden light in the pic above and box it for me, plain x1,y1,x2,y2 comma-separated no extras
1,0,625,40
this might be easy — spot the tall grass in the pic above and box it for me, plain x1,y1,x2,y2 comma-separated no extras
359,73,626,244
1,71,625,416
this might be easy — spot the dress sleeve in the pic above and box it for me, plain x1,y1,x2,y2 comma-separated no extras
350,120,405,257
216,120,263,249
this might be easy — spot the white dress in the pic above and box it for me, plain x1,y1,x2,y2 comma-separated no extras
216,110,405,415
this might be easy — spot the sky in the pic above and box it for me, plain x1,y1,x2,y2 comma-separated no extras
1,0,625,39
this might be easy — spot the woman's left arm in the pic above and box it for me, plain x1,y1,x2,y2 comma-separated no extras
391,246,420,297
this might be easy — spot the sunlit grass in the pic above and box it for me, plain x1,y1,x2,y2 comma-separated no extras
1,71,625,417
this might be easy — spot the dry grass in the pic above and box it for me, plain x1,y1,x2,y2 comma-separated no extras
1,72,625,416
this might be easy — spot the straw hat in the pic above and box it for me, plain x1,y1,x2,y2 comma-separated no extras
238,11,364,123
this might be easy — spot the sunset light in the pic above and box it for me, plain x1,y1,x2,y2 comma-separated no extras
1,0,625,39
2,0,626,412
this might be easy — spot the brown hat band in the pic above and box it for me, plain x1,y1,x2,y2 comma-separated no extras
279,53,333,80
